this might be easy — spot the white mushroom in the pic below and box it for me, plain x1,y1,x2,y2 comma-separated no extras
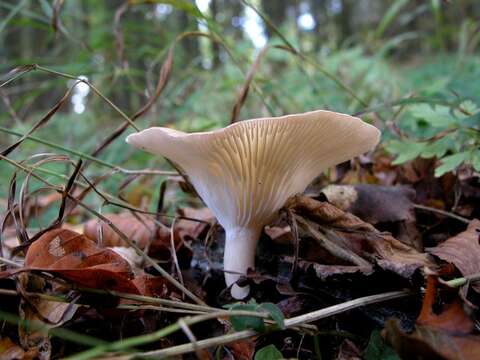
126,110,380,299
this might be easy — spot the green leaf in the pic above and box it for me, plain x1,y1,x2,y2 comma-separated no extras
386,140,427,165
258,303,285,330
364,330,400,360
456,100,480,117
229,303,265,332
435,151,470,177
254,344,283,360
420,135,453,158
463,110,480,128
409,104,456,128
375,0,409,39
471,150,480,172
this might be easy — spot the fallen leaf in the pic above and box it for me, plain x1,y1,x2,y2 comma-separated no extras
385,276,480,360
336,339,361,360
427,219,480,292
110,246,144,273
321,184,421,250
0,228,171,296
83,212,173,256
176,207,214,242
0,337,38,360
17,273,78,360
288,195,432,279
265,225,293,245
322,185,416,224
131,275,169,298
296,258,372,280
228,339,256,360
24,228,141,293
417,276,474,334
275,295,307,318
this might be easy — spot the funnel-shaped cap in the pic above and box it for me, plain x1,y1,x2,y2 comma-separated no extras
127,110,380,298
126,110,380,231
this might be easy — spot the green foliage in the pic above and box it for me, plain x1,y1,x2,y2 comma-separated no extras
364,330,400,360
385,100,480,176
229,302,266,332
375,0,409,39
254,344,283,360
226,300,285,332
1,1,480,202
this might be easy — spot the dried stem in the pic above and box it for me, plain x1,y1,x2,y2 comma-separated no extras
413,204,470,224
126,290,412,359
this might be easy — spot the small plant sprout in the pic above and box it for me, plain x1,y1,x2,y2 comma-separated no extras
126,110,380,299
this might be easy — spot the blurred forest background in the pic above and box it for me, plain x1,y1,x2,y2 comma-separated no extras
1,0,480,207
1,1,480,359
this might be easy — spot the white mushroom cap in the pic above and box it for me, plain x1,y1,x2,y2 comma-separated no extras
126,110,380,298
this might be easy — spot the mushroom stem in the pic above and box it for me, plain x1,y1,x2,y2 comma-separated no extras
224,226,261,299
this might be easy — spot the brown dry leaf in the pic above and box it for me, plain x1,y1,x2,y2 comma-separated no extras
17,274,78,360
21,228,142,294
131,275,169,298
227,339,256,360
322,184,416,224
176,207,214,242
83,212,173,256
0,337,38,360
321,184,421,249
427,219,480,292
288,195,432,278
336,339,361,360
371,153,398,185
22,228,169,296
296,258,372,280
21,292,78,327
265,225,294,245
385,276,480,360
417,277,475,334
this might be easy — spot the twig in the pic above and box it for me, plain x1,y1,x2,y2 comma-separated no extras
34,65,139,131
295,215,372,269
0,126,175,176
0,153,202,222
241,0,367,108
0,154,206,306
413,204,470,224
0,256,22,268
169,217,184,292
64,310,273,360
441,273,480,288
136,290,412,359
0,309,106,347
178,319,202,359
118,304,204,315
0,285,315,333
80,288,213,312
73,199,207,305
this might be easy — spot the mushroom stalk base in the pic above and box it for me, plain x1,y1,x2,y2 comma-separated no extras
224,227,261,299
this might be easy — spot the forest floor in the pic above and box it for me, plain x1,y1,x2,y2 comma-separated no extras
1,134,479,359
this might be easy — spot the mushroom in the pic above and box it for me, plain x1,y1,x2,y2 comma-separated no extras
126,110,380,299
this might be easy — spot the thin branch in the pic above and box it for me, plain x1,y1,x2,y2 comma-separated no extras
441,273,480,288
0,126,175,175
34,65,139,131
136,290,412,359
65,310,272,360
0,154,206,305
413,204,470,224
